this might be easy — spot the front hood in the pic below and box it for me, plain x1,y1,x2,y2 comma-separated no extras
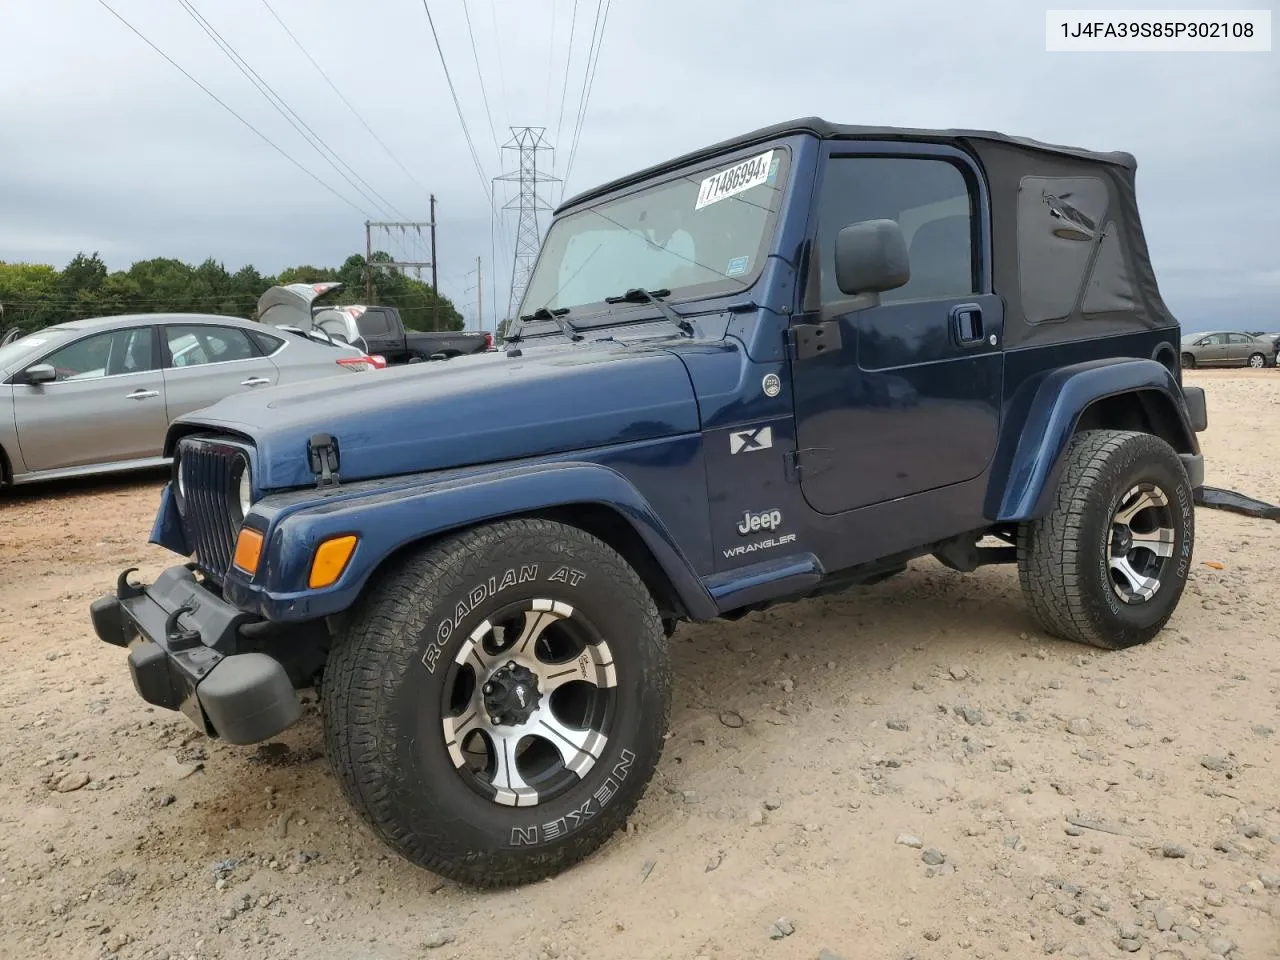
181,339,700,489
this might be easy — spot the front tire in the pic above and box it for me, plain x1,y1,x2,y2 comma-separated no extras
1180,353,1196,369
1017,430,1195,650
322,519,670,887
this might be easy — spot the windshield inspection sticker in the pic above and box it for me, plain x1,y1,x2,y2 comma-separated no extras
695,149,775,210
726,256,750,277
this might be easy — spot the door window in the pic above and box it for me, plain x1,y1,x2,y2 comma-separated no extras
1227,333,1253,345
818,156,976,304
248,330,286,355
166,325,260,367
1198,334,1224,346
42,328,156,381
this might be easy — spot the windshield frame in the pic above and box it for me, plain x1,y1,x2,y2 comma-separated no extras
511,142,794,339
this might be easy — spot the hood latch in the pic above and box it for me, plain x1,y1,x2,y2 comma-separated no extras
307,433,341,488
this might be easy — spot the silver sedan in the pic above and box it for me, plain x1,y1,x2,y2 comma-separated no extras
0,313,380,487
1180,331,1277,369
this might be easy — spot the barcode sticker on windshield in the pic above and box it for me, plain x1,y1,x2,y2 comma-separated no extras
695,150,775,210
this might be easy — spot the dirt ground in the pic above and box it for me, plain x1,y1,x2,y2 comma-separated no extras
1,369,1277,960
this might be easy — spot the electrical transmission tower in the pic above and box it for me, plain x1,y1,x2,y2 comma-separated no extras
494,127,557,320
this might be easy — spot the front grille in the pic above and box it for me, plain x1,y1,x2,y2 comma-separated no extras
176,438,244,581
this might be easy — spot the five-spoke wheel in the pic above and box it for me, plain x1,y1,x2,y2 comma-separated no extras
1107,483,1176,604
442,599,616,807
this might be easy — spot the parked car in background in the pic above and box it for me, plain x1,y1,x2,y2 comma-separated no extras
257,282,492,365
0,313,381,487
1247,331,1280,366
1180,330,1277,369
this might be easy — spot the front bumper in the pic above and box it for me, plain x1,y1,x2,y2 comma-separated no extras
90,565,301,745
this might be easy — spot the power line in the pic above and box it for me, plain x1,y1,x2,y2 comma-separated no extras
175,0,402,220
93,0,366,215
418,0,492,207
552,0,580,180
562,0,603,189
487,0,513,133
563,0,612,195
460,0,502,155
258,0,434,208
544,0,558,125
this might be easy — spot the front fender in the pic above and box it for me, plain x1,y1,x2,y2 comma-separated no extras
222,460,718,623
988,357,1198,523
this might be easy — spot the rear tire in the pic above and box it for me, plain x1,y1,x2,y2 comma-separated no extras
1017,430,1195,650
1247,352,1266,369
322,518,670,887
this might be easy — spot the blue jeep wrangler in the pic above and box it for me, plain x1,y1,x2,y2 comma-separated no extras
91,118,1208,887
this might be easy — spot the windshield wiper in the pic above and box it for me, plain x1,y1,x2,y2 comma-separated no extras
515,306,581,341
603,288,694,337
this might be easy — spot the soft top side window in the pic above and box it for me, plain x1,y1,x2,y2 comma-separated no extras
1017,175,1138,324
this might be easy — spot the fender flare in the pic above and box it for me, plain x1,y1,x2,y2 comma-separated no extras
224,460,718,622
987,357,1198,523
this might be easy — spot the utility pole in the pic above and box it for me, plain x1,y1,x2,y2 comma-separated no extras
430,194,439,329
494,127,558,319
364,220,373,303
476,256,483,331
363,220,435,321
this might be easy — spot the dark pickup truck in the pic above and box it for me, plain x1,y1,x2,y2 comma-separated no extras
92,117,1207,890
257,281,492,364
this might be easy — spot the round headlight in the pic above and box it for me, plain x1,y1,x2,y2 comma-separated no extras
237,461,253,517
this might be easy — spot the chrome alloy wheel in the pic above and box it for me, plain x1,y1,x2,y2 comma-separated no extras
441,599,617,807
1108,483,1176,604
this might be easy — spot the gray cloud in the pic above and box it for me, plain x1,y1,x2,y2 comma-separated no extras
1,0,1276,332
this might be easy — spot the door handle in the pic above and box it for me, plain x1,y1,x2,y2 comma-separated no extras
127,389,160,400
241,377,271,386
950,304,985,346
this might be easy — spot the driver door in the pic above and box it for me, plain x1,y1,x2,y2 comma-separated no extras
790,148,1004,515
1195,334,1227,365
11,326,168,472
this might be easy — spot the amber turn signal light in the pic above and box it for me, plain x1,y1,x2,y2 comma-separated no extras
233,527,265,574
309,535,358,589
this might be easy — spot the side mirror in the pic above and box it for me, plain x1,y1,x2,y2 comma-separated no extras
834,219,910,297
22,363,56,384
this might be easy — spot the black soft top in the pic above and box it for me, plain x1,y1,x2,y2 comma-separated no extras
554,116,1176,350
559,117,1135,211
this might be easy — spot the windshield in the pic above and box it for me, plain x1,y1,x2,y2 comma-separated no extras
0,329,73,373
518,146,791,320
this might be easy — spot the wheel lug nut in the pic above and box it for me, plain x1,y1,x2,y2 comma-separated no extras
483,684,493,694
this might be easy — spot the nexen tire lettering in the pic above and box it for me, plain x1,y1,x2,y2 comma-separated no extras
1175,482,1192,578
420,565,586,673
510,748,636,846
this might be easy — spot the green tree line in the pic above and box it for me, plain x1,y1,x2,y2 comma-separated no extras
0,251,464,336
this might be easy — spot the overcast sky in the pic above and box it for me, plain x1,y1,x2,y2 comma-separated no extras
2,0,1276,332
